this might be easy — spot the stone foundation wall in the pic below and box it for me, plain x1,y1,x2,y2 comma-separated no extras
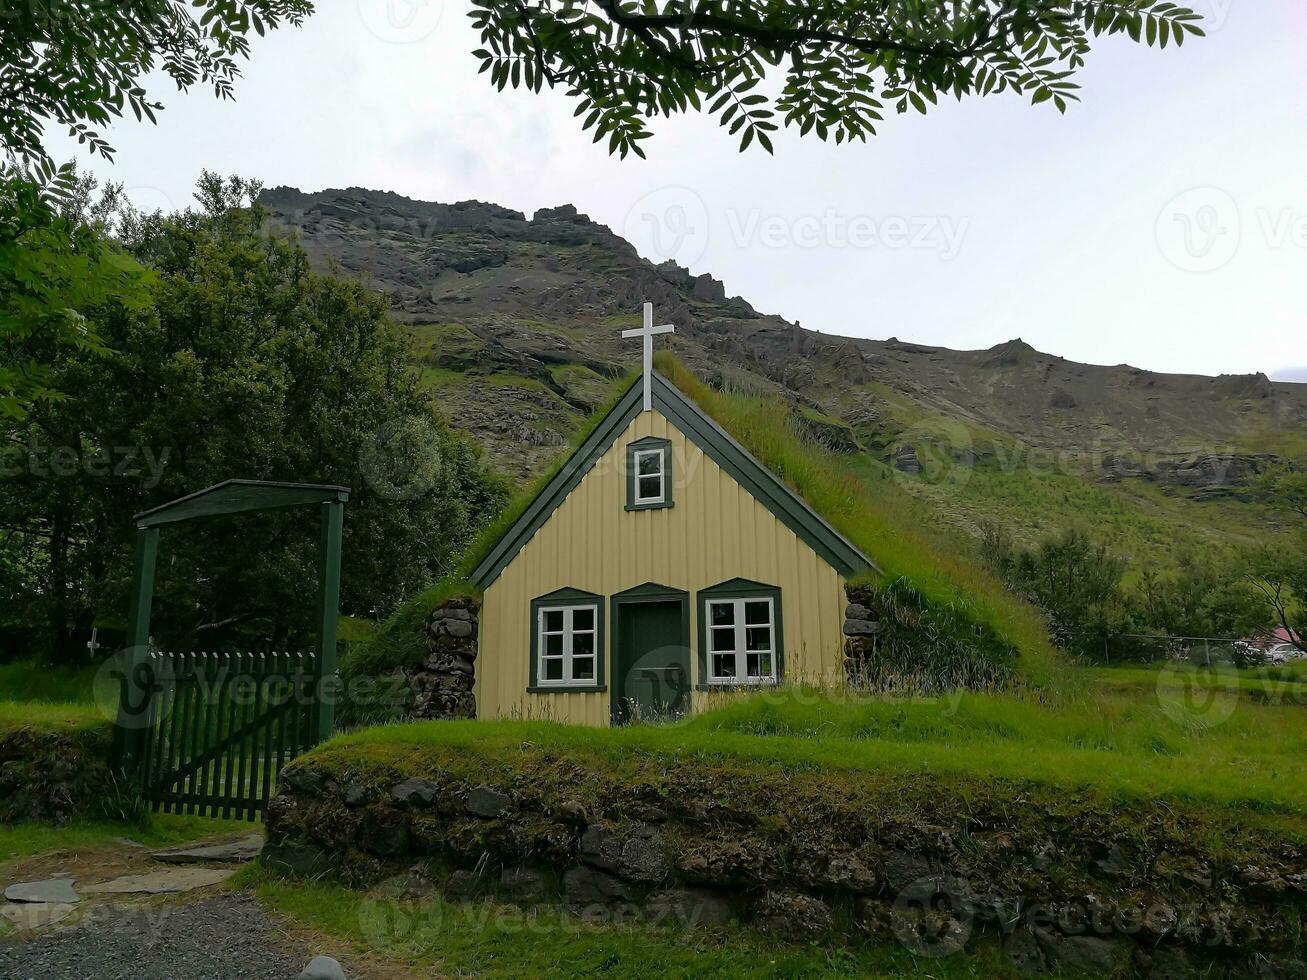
0,725,114,824
263,750,1307,976
390,598,479,720
841,583,881,680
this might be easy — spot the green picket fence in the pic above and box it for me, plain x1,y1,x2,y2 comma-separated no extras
137,651,317,821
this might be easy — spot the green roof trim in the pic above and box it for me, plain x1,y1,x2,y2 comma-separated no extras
469,371,876,589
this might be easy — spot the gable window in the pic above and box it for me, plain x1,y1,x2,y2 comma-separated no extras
529,588,606,692
697,580,785,688
625,437,673,511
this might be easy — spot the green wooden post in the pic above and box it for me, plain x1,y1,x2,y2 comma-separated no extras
313,500,344,743
114,526,159,771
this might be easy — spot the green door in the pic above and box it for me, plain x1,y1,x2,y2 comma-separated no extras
614,600,690,725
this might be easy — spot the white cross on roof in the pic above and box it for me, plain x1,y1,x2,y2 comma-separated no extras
621,302,675,412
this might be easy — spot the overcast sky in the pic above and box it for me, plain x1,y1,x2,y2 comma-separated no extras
50,1,1307,380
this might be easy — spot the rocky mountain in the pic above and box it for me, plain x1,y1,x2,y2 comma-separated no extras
260,186,1307,556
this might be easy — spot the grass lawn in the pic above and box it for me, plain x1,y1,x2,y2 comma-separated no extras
246,868,1020,979
322,667,1307,816
0,813,238,863
0,659,100,707
0,699,106,734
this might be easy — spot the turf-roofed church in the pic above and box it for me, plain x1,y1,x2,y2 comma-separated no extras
470,304,875,726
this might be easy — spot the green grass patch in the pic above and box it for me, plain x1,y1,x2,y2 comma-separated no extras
317,675,1307,815
0,659,98,705
247,868,1016,979
0,813,237,863
0,699,107,735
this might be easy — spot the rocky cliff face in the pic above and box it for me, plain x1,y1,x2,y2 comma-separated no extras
259,186,1306,546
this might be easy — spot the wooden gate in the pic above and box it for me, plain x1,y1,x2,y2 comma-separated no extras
136,651,317,820
112,480,348,820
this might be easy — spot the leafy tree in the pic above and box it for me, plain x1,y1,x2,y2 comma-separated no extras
1,175,506,660
981,523,1125,654
1134,553,1268,640
1250,464,1307,653
471,0,1206,156
1,1,312,166
0,166,148,419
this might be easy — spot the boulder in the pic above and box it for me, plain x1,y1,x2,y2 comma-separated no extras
563,866,635,905
466,785,513,818
580,824,621,873
1004,924,1048,975
619,826,669,883
262,839,335,879
357,814,408,858
298,955,348,980
756,891,832,939
842,619,881,637
879,849,933,892
390,778,439,807
500,867,549,902
646,887,736,928
1033,925,1123,974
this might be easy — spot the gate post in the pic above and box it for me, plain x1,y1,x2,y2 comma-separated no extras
313,500,345,742
113,526,159,772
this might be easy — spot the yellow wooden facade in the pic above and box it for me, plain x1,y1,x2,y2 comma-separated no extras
476,408,850,726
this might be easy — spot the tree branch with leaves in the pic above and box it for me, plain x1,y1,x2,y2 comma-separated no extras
470,0,1205,157
0,0,313,167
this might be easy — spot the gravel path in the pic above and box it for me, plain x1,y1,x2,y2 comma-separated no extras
0,891,306,980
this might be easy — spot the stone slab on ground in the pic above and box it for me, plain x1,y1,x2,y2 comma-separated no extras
0,902,78,931
3,880,80,904
81,867,235,895
298,954,348,979
150,834,264,865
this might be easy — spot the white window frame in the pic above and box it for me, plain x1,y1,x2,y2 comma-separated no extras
704,597,777,686
632,448,666,505
536,604,599,687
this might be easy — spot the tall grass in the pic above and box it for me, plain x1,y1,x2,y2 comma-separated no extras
656,356,1068,690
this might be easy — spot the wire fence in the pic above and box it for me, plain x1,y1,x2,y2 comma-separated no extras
1100,633,1259,666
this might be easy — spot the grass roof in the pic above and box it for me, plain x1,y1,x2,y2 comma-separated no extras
346,357,1065,691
